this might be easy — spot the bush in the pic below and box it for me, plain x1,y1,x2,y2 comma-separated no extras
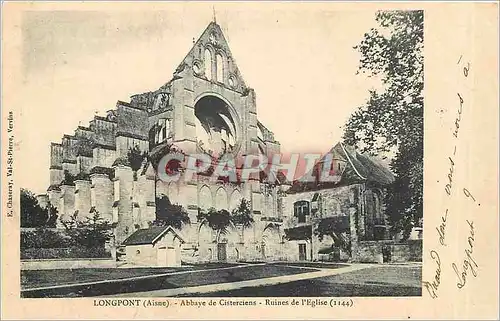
60,170,76,186
61,209,116,248
153,196,190,229
21,247,111,260
21,229,72,249
21,209,115,259
20,188,58,228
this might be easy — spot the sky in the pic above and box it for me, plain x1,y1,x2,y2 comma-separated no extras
15,3,382,194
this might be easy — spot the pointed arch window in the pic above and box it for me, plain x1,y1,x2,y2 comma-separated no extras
216,54,224,83
157,119,171,144
204,49,212,80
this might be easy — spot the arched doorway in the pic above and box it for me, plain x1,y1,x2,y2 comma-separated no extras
197,221,214,262
215,223,239,263
261,223,281,261
217,238,228,262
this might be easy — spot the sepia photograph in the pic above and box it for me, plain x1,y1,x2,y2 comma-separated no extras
17,6,424,299
2,2,498,320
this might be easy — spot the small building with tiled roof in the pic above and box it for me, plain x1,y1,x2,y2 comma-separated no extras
123,226,185,267
287,142,395,194
281,142,398,263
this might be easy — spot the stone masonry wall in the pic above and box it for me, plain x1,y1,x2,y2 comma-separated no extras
74,180,91,221
90,173,114,223
132,174,156,229
114,165,135,245
92,147,116,168
50,143,63,170
59,185,75,222
91,117,116,147
77,156,93,174
354,240,423,263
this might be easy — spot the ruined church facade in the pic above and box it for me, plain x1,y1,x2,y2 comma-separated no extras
41,21,400,264
43,21,287,263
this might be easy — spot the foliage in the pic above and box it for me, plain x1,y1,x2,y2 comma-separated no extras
314,217,351,254
74,172,91,181
46,206,59,228
152,195,191,229
284,225,312,241
148,143,186,180
60,170,76,186
343,10,423,239
21,228,71,249
21,247,111,259
315,217,348,242
197,207,232,237
20,188,58,228
75,136,95,157
197,199,254,242
231,199,254,228
61,208,116,248
89,166,115,180
127,145,148,180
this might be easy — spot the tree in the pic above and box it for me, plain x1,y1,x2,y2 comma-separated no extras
20,188,58,228
197,207,232,242
127,145,148,180
61,208,116,248
314,217,351,255
153,195,191,229
45,205,59,228
231,199,254,228
80,208,116,248
21,228,71,249
60,211,80,232
197,199,254,243
343,10,423,239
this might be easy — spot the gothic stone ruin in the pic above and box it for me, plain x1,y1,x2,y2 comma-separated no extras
40,21,409,265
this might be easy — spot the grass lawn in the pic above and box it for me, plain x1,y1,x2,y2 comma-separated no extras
22,267,183,289
275,262,349,269
21,264,318,298
181,265,422,297
21,262,241,290
324,265,422,288
188,280,422,297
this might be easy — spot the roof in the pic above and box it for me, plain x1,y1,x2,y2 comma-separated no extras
173,21,248,90
339,143,394,185
287,142,395,194
122,226,186,246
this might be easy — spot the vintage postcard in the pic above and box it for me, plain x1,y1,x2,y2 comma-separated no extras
1,1,498,320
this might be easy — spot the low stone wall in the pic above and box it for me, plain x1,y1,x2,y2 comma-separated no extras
21,247,111,260
355,241,388,263
21,258,117,270
354,239,422,263
394,239,423,262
